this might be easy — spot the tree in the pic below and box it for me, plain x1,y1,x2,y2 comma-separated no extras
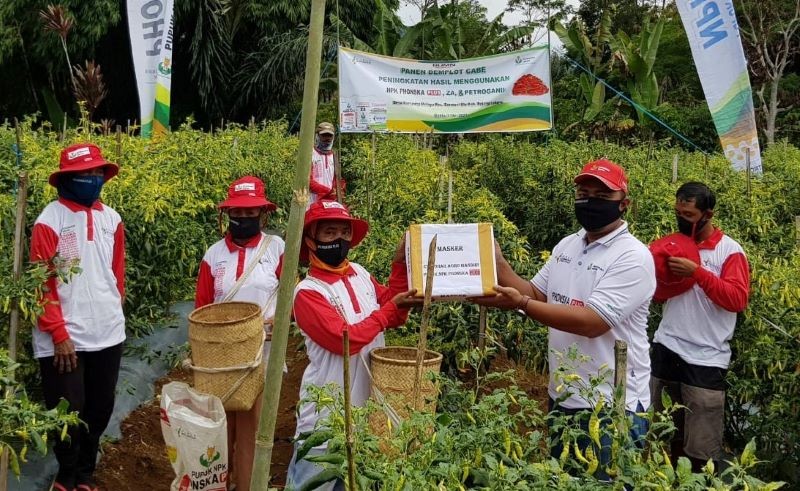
737,0,800,145
506,0,573,46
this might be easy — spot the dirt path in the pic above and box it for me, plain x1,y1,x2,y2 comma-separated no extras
94,334,310,490
94,336,548,490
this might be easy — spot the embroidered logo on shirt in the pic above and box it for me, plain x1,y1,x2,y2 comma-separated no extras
555,253,572,264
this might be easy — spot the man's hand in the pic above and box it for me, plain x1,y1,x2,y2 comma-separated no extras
470,285,526,310
392,289,423,309
53,339,78,374
393,236,407,264
668,257,698,277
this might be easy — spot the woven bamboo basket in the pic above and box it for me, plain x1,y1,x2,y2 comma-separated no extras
187,302,265,411
368,347,443,437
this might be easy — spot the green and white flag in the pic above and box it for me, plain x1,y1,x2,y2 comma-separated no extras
676,0,762,173
127,0,174,138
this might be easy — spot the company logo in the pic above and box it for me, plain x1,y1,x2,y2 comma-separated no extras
322,201,346,210
352,56,372,64
587,263,605,272
432,62,456,68
555,253,572,264
469,268,481,276
514,55,536,65
234,182,256,192
67,147,91,160
200,446,221,468
158,57,172,76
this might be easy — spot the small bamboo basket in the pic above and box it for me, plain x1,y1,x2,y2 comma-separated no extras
186,302,265,411
368,347,442,436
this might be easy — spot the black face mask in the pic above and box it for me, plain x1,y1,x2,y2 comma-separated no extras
574,198,624,232
229,216,261,240
314,238,351,267
677,214,709,238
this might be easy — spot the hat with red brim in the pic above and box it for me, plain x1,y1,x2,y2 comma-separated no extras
301,200,368,260
218,176,278,211
49,143,119,187
649,232,701,300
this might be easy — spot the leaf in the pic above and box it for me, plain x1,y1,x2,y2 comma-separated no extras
740,438,757,467
297,468,340,491
393,23,426,58
31,430,46,455
584,81,606,121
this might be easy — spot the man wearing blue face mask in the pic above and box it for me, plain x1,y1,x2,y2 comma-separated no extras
30,143,125,491
308,122,345,204
474,159,655,477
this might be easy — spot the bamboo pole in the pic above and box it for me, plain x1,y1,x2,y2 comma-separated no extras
116,125,122,162
413,235,437,411
745,148,752,202
249,0,327,488
341,329,357,490
0,171,28,491
671,154,678,184
613,340,628,436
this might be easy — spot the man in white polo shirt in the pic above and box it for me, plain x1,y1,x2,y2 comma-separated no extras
650,182,749,471
475,159,655,472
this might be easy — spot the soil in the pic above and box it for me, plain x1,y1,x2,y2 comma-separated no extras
94,333,310,490
93,336,549,490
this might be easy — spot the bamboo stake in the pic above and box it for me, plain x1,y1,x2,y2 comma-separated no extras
796,216,800,247
671,154,678,184
613,340,628,436
341,329,357,491
746,148,752,202
413,235,437,411
447,171,453,224
249,1,327,489
477,305,487,352
116,125,122,162
0,171,28,491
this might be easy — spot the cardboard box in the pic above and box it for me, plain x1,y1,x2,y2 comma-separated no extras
405,223,497,299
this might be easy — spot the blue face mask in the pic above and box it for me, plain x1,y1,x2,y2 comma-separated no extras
59,174,104,207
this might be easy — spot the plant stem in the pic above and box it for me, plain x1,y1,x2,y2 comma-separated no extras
61,37,76,94
342,329,357,490
248,1,327,489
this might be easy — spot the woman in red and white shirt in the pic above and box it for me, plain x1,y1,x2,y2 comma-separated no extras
195,176,284,491
30,143,125,491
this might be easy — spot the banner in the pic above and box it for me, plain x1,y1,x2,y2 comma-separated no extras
676,0,762,173
338,47,551,133
127,0,172,138
153,0,174,136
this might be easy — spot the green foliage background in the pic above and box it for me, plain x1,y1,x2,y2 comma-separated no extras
0,121,799,482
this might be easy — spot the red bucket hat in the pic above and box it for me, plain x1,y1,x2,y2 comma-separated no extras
574,159,628,193
218,176,277,211
49,143,119,187
301,200,369,260
649,232,701,300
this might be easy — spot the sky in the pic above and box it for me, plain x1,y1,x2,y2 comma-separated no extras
397,0,526,26
396,0,564,50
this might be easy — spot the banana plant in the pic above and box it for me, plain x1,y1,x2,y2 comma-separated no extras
554,10,613,121
611,15,665,122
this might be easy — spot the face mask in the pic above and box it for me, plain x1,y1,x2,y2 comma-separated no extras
677,214,709,238
59,174,104,207
315,134,334,152
314,238,350,267
574,197,624,232
229,216,261,240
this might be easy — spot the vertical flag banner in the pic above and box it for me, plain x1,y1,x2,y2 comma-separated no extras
676,0,762,173
127,0,171,138
153,0,174,136
338,47,552,133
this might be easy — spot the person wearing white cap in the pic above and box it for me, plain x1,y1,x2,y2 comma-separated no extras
309,122,344,204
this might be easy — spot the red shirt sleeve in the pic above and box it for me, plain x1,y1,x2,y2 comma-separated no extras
30,223,69,344
293,289,406,355
195,260,215,308
372,261,409,305
309,171,332,197
112,221,125,301
692,252,750,312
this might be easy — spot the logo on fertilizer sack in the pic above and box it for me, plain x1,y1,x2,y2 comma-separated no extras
158,57,173,76
200,446,221,468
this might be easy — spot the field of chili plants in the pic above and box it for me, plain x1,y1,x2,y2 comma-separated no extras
0,118,798,486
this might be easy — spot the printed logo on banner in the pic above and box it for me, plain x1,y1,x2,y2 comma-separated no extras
158,57,173,76
469,268,481,276
352,56,372,64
